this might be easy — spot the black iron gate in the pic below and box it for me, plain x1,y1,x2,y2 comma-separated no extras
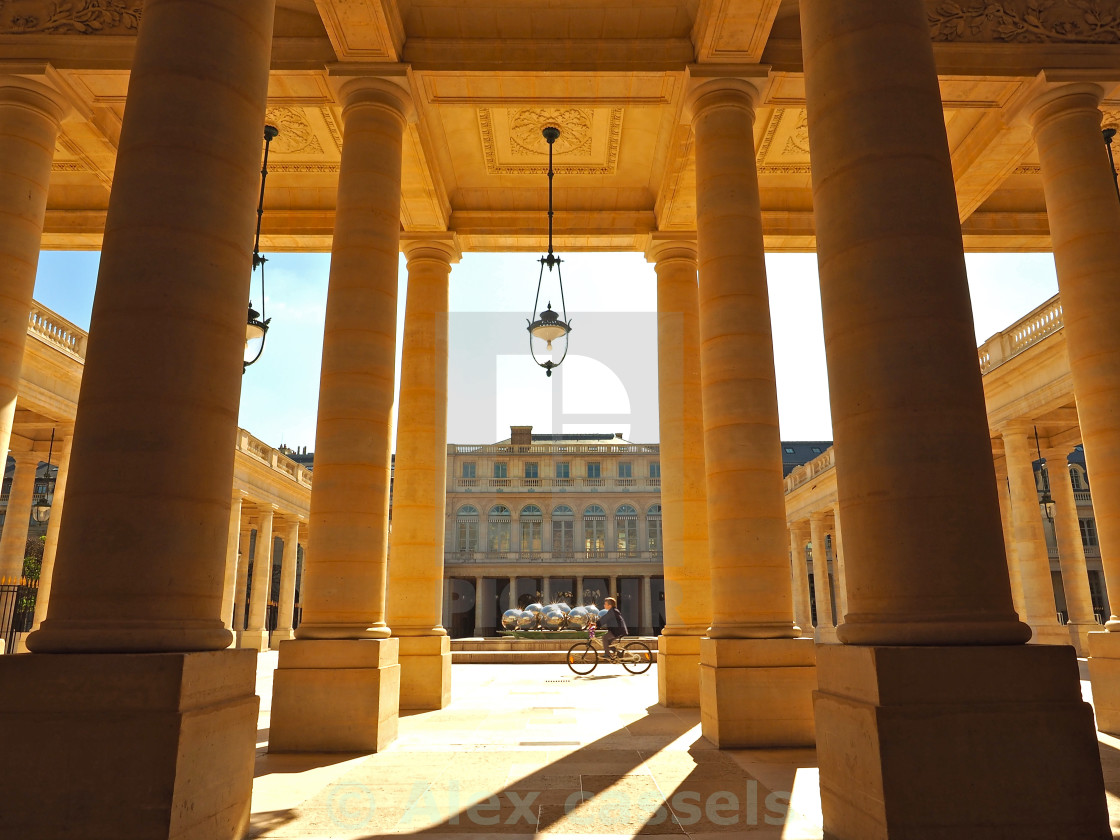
0,578,39,653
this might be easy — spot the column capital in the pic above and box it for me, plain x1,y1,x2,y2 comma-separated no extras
645,234,697,266
328,68,414,124
683,71,766,123
1004,71,1106,130
9,449,40,466
1041,447,1071,467
0,73,72,123
809,509,829,525
401,234,461,266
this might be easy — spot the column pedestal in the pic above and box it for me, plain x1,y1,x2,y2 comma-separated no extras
698,637,816,747
239,628,270,652
0,650,258,839
1086,630,1120,733
657,633,702,707
269,638,399,753
398,634,451,710
815,643,1106,839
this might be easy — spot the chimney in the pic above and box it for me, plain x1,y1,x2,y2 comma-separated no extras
615,432,623,439
511,425,533,447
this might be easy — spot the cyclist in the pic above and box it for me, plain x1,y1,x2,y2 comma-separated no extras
597,597,628,661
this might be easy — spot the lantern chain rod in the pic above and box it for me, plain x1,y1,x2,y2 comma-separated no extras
1105,128,1120,206
253,125,279,321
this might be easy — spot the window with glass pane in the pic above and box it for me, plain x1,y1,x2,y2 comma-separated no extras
553,515,574,554
1070,466,1083,490
494,462,507,478
584,504,606,554
587,461,601,478
616,504,638,555
1080,517,1099,547
524,462,539,478
462,462,476,478
649,462,661,478
456,505,479,551
556,461,570,478
618,462,632,478
647,504,662,551
520,505,543,552
488,505,511,552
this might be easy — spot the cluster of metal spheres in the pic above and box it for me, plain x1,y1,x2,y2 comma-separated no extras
502,602,607,631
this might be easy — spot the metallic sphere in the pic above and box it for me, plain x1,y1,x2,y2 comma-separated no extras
554,602,572,615
514,610,536,629
598,608,609,619
540,610,566,631
525,602,544,616
566,606,590,629
501,609,520,630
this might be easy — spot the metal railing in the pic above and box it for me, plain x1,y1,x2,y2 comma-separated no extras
455,476,662,491
445,549,663,565
0,578,39,653
451,443,660,455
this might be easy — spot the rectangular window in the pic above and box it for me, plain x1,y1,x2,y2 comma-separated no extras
462,462,476,479
618,462,632,478
553,519,574,553
524,462,539,479
555,462,570,479
1081,517,1099,547
649,462,661,478
457,519,478,552
494,462,507,479
587,461,601,479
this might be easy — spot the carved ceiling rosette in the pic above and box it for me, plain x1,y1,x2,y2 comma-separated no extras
929,0,1120,43
263,107,324,156
0,0,141,34
508,108,594,158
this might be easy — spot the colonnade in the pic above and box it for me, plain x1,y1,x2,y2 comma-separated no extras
0,0,1116,837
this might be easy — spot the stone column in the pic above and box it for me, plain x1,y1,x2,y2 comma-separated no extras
8,1,275,836
1002,428,1067,645
242,505,275,651
993,456,1028,618
220,492,245,632
575,575,583,605
387,236,458,710
272,517,301,646
829,508,849,621
801,2,1105,836
542,577,551,603
641,575,652,635
1046,447,1098,655
0,77,68,489
809,511,836,643
27,432,73,636
687,72,815,748
649,236,710,708
232,518,254,634
269,74,411,754
472,575,484,635
509,576,519,610
788,523,812,637
0,450,42,582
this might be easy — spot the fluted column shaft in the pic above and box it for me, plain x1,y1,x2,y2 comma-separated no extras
689,78,796,639
275,518,300,637
220,492,244,630
1045,449,1097,626
387,238,458,635
245,506,275,637
1028,85,1120,627
650,238,710,636
296,77,411,639
789,523,812,633
0,451,41,581
0,78,67,485
29,433,73,632
27,0,276,652
801,0,1026,645
994,457,1028,618
1004,429,1064,636
233,521,253,631
809,511,834,628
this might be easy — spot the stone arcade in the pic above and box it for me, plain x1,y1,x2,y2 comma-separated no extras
0,0,1118,838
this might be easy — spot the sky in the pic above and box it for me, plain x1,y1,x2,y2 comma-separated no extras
31,249,1061,450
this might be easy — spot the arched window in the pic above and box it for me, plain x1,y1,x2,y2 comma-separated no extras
456,505,479,552
647,504,662,553
584,504,606,556
520,504,543,553
488,505,511,553
552,505,574,555
616,504,639,556
1070,465,1086,491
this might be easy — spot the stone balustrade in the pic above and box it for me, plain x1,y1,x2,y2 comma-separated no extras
978,295,1063,374
27,303,87,360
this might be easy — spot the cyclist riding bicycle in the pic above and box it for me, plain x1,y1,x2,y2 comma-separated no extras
596,596,628,661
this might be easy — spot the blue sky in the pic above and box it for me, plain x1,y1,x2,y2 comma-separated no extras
32,250,1060,449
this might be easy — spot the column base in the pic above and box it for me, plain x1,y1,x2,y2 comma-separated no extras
397,634,451,710
815,643,1107,840
238,628,270,651
269,627,295,649
698,637,816,747
0,649,258,840
657,634,701,708
1027,621,1074,647
1087,630,1120,734
1067,620,1098,657
815,625,839,644
269,638,399,752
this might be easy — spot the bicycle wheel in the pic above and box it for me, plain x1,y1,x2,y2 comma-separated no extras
567,642,598,675
621,641,652,674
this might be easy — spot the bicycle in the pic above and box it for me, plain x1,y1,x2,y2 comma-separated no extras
566,625,652,675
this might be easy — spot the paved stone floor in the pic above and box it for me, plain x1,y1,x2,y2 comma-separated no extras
250,653,1120,839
